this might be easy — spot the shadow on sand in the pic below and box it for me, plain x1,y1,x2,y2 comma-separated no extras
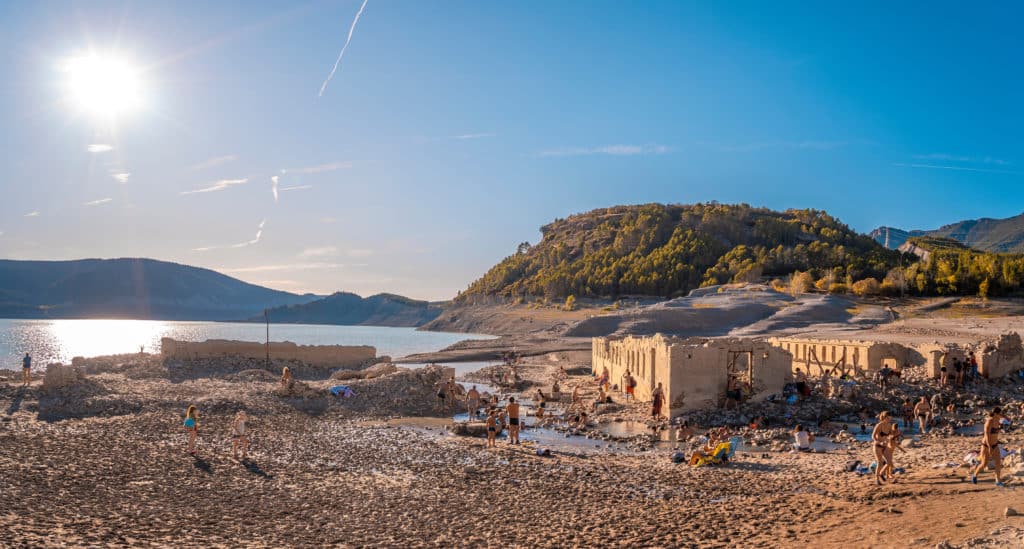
6,387,25,416
193,456,213,474
243,460,274,479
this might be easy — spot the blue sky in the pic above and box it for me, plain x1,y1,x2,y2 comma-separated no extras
0,1,1020,300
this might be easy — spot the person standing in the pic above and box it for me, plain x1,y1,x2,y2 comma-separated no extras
652,382,665,419
183,405,199,455
913,396,931,434
968,351,979,383
231,411,250,461
625,372,637,403
485,411,498,448
466,385,481,419
506,397,521,444
972,407,1007,487
21,353,32,386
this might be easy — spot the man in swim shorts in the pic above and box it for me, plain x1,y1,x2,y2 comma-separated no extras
506,397,520,445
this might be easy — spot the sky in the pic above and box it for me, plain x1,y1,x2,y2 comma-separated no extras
0,1,1021,300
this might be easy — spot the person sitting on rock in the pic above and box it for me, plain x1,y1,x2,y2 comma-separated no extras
675,420,695,441
280,367,293,390
792,424,811,452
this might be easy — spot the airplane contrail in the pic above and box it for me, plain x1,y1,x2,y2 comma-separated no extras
318,0,369,97
271,175,279,202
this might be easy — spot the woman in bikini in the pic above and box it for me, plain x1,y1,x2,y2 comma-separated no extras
972,407,1007,486
183,405,199,455
871,411,894,485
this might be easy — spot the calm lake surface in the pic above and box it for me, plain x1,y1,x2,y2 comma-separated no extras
0,319,493,370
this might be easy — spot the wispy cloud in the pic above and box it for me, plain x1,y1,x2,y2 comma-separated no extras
703,140,850,153
180,178,249,195
453,132,496,140
83,198,113,206
318,0,369,97
540,144,672,157
280,184,313,192
271,175,279,202
193,219,266,252
911,153,1010,166
87,144,113,153
220,262,349,273
893,163,1021,175
299,246,338,258
348,248,373,258
24,211,40,217
283,162,352,174
189,154,238,171
111,172,131,183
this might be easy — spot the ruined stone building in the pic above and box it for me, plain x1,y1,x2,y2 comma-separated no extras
591,335,792,416
161,338,377,368
768,332,1024,380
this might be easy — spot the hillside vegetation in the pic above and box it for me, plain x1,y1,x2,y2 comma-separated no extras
460,203,898,300
900,237,1024,297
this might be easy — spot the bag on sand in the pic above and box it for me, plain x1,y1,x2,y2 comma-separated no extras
844,460,861,472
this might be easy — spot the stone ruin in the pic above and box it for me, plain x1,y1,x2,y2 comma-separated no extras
43,362,86,391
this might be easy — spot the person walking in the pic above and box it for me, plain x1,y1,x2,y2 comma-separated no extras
913,396,931,434
871,412,895,485
972,407,1007,487
183,405,199,455
231,411,250,461
652,382,665,419
21,353,32,386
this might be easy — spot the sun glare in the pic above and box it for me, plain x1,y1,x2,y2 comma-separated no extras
63,53,144,119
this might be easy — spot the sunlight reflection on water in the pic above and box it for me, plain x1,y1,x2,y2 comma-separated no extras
0,319,492,370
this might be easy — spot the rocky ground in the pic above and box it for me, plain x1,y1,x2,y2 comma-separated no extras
1,352,1024,547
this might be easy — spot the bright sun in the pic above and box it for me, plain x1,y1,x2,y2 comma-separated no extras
63,53,144,119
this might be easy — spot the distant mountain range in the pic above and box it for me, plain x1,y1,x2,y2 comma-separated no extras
0,258,317,320
871,212,1024,253
255,292,445,327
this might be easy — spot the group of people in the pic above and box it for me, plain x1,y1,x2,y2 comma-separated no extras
940,351,979,387
181,405,251,461
594,366,666,419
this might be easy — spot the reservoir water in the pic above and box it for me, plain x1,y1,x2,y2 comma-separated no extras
0,318,493,370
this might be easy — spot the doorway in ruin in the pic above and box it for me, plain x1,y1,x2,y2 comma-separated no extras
727,350,754,393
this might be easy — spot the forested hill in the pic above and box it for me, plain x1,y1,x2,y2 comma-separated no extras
459,203,899,300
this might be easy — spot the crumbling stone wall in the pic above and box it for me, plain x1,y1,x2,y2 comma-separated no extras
979,333,1024,378
161,338,376,369
43,363,85,391
592,335,791,415
769,337,916,377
